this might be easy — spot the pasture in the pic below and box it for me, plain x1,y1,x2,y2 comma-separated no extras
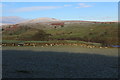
2,46,118,78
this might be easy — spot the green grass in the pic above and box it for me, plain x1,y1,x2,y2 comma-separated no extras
2,22,118,46
2,40,24,43
2,40,102,47
46,23,118,39
3,46,118,57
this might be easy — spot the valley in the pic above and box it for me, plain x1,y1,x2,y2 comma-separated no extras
1,17,119,47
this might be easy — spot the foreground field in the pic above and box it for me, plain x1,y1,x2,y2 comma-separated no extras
2,46,118,78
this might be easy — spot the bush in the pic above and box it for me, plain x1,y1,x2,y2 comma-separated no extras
31,30,51,41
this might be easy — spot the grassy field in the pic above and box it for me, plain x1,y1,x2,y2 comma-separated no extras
2,22,119,78
2,46,118,78
2,22,119,46
2,46,118,56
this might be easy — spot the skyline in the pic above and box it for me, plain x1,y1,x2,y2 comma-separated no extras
1,2,118,22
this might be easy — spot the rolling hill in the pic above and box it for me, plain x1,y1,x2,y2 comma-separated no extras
2,17,119,46
20,17,60,24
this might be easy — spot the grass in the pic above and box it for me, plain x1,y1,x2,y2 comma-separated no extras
46,23,118,43
16,70,32,74
2,40,102,47
3,46,118,57
2,46,118,78
2,40,24,43
2,22,118,46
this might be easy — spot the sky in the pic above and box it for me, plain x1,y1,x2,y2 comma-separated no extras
1,0,119,2
1,2,118,22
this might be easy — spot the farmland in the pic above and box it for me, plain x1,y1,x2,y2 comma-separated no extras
1,1,119,78
2,46,118,78
1,18,119,78
2,21,119,47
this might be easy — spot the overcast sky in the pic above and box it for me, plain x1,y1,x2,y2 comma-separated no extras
1,2,118,22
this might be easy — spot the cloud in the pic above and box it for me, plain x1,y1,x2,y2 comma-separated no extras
64,5,72,7
76,3,92,8
13,6,61,12
0,16,29,24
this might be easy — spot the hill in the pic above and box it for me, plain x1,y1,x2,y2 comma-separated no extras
2,18,119,47
20,17,60,24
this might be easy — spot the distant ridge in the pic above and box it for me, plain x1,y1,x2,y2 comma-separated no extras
21,17,60,23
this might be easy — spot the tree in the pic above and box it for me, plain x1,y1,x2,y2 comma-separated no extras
31,30,51,41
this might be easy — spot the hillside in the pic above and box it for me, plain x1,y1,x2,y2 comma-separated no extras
46,22,118,46
2,18,119,47
20,17,60,24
